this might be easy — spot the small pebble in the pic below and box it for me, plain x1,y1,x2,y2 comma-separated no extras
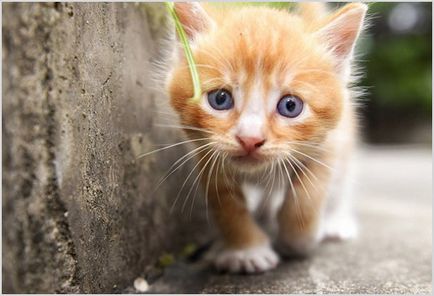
133,277,149,292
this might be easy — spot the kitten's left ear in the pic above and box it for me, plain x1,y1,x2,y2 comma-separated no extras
174,2,214,40
316,3,368,73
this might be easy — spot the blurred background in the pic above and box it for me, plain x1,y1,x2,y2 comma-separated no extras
359,2,431,144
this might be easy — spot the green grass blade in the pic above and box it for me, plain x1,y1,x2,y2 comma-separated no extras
165,2,202,103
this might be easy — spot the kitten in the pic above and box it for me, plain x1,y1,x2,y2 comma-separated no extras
165,2,367,273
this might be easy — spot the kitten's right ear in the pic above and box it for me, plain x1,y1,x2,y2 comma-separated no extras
174,2,214,40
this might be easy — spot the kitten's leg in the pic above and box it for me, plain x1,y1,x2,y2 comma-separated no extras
320,158,358,241
207,178,279,273
277,159,330,256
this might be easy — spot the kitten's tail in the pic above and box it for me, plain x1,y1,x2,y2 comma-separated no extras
297,2,328,24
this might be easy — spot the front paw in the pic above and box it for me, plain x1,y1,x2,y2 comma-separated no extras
214,243,280,274
320,214,358,241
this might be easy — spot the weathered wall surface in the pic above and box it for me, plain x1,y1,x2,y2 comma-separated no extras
2,3,208,293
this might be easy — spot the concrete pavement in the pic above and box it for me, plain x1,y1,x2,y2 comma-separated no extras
147,146,432,293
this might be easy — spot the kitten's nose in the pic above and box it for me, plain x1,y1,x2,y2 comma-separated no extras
236,136,266,153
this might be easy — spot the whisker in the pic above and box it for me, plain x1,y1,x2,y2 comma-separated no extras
289,148,334,171
276,159,284,189
170,148,214,213
259,161,275,216
154,123,215,135
151,110,179,117
269,161,277,193
189,150,219,220
136,137,210,159
280,158,304,230
263,162,273,195
287,155,316,189
280,159,296,200
154,142,216,194
153,139,211,147
221,152,236,201
215,153,223,209
201,151,221,223
284,158,312,201
286,141,331,153
287,153,320,185
183,149,219,214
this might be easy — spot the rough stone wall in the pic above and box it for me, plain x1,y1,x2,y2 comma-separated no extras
2,3,208,293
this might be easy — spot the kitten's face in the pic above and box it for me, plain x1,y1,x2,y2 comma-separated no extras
167,4,366,172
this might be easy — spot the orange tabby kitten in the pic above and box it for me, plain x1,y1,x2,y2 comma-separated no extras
165,2,367,273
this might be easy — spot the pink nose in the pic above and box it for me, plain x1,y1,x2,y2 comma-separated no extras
236,136,266,153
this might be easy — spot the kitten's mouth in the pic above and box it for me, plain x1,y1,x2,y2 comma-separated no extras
230,152,265,166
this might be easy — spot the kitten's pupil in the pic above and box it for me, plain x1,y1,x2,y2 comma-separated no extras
286,100,296,112
216,91,228,105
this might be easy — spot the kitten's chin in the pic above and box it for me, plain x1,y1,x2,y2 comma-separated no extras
228,154,269,173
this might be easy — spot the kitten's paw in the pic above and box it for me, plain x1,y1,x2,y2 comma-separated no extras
321,214,358,241
214,243,279,274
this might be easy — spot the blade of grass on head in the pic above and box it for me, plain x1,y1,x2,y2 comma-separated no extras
165,2,202,104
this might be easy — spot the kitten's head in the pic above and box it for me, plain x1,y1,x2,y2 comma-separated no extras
166,3,367,173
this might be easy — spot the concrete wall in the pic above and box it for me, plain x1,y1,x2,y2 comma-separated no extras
2,3,207,293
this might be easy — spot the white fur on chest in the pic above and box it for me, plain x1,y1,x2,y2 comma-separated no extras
241,182,286,217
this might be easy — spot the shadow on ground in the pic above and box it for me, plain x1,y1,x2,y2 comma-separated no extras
144,146,431,293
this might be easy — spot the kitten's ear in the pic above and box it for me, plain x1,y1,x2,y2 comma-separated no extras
174,2,214,40
316,3,368,73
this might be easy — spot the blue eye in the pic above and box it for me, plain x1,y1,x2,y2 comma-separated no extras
277,95,303,118
207,89,234,110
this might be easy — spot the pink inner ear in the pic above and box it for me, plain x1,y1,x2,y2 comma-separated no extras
174,3,211,39
332,28,360,58
317,5,367,64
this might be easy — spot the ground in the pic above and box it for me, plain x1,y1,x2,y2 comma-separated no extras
145,146,432,293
